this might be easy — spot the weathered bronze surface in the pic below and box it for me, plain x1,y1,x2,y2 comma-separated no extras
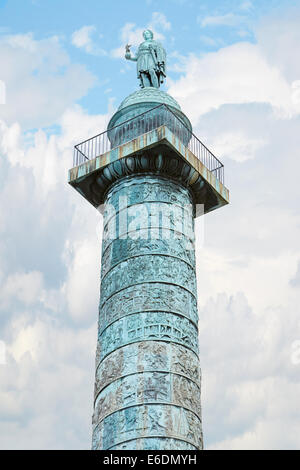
125,29,166,88
69,126,229,216
91,176,203,450
69,29,229,450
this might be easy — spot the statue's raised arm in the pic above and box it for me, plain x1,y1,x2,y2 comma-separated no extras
125,44,137,62
125,29,166,89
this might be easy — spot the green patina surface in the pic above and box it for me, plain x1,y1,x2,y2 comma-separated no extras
92,175,203,450
69,125,229,215
70,28,230,451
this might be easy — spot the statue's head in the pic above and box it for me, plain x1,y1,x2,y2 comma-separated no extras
143,29,154,40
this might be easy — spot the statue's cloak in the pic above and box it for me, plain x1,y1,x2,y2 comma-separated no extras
136,40,166,80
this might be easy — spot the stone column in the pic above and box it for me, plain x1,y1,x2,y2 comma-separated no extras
92,174,203,450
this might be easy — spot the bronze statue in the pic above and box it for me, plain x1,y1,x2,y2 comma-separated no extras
125,29,166,88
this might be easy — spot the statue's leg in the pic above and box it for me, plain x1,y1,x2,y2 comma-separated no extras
149,69,159,88
142,73,151,87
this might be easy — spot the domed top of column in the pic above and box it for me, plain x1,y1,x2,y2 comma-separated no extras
117,87,181,112
107,85,189,131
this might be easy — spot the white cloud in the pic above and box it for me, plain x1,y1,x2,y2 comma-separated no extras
255,10,300,82
199,289,300,449
206,378,300,449
111,12,170,59
0,101,111,448
239,1,253,11
0,80,5,104
207,131,266,162
290,261,300,287
0,271,44,307
0,317,96,449
71,25,106,56
166,10,300,449
0,33,95,129
199,13,246,28
4,32,38,52
65,237,101,325
111,23,144,59
167,42,300,124
71,25,95,49
150,12,171,31
199,35,219,47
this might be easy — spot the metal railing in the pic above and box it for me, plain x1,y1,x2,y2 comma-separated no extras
73,104,224,184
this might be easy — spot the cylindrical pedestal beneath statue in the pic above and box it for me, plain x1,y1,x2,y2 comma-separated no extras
92,174,203,450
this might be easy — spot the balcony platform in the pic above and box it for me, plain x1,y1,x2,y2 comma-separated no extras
68,125,229,216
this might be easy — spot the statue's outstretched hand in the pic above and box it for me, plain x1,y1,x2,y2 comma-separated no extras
125,44,132,60
125,44,137,61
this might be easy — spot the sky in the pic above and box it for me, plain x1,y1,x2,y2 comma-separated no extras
0,0,300,450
